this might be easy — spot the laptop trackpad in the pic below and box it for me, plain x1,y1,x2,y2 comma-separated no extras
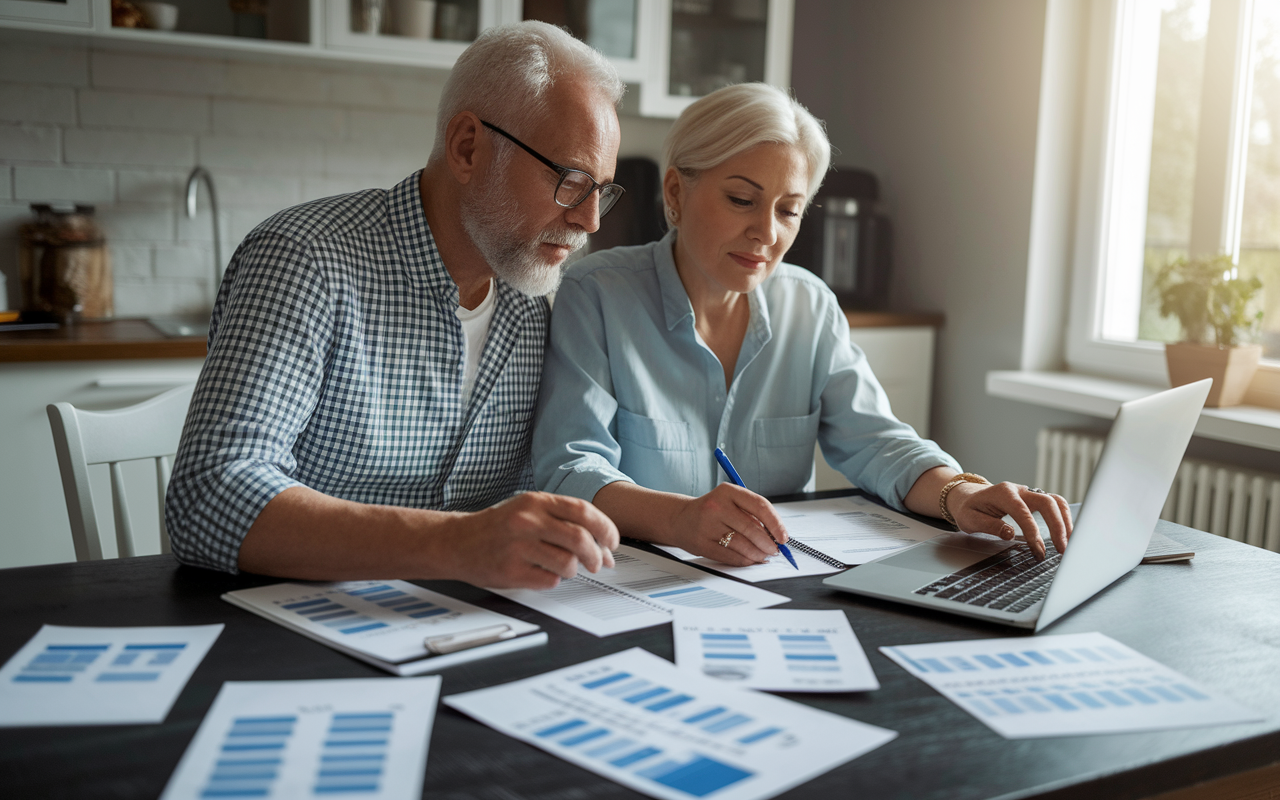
880,536,1011,576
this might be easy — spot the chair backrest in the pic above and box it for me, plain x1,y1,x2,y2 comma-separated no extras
46,384,195,561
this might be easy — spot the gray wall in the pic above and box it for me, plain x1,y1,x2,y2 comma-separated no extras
792,0,1093,483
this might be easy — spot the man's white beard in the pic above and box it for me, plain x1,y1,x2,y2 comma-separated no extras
462,168,588,297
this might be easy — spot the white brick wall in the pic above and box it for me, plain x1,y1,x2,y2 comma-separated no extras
0,41,451,314
0,38,669,316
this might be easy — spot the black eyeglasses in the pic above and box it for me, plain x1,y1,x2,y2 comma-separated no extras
481,120,624,218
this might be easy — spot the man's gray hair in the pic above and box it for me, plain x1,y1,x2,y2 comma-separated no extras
430,21,624,161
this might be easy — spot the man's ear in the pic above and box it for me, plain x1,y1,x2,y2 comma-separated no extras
444,111,484,186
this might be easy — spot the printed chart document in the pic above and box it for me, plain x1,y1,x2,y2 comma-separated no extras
657,496,943,582
0,624,222,726
491,546,788,637
672,609,878,693
445,647,895,800
160,677,440,800
224,581,544,675
654,543,843,583
881,632,1264,738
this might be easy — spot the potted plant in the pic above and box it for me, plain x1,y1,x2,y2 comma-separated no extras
1154,254,1264,407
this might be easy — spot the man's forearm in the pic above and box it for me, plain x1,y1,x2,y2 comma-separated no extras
237,486,461,580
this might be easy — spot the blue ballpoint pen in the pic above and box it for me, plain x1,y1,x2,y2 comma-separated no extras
713,447,799,570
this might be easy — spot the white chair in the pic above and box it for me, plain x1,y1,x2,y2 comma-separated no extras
46,384,195,561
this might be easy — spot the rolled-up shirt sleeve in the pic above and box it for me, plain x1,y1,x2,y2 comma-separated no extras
165,230,334,573
532,273,634,501
814,298,960,511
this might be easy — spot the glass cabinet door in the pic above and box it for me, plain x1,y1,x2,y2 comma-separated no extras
641,0,792,118
326,0,510,66
521,0,647,82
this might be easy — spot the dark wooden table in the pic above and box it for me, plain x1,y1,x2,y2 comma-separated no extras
1,493,1277,800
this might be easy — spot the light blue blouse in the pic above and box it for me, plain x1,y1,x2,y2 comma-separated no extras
532,231,960,511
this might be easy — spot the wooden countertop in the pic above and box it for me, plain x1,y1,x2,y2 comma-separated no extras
0,319,207,363
844,310,944,328
0,311,943,363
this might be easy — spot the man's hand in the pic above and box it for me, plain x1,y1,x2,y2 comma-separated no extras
667,484,789,567
445,492,620,589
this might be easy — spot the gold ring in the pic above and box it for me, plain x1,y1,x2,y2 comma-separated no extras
718,531,735,548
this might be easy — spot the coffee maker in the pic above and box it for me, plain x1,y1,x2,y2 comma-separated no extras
785,168,891,308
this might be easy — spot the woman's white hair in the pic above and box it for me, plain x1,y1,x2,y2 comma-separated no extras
430,21,624,161
662,83,831,222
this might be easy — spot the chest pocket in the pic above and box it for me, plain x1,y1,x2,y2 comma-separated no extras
753,408,821,495
615,408,697,496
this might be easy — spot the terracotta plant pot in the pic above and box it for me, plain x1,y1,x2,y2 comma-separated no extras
1165,342,1262,407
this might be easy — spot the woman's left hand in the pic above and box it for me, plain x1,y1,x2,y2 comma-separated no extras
946,481,1073,560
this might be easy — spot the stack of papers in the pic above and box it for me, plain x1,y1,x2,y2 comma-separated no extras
882,632,1263,738
0,624,222,726
160,678,440,800
672,609,878,693
224,581,544,675
491,546,788,637
445,648,896,800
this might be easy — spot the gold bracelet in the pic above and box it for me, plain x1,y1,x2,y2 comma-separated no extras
938,472,991,529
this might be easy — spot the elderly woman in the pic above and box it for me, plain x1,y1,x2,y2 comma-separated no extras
532,83,1070,567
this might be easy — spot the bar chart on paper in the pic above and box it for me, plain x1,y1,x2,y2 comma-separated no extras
160,677,440,800
881,632,1264,738
444,647,896,800
0,624,223,726
673,609,879,692
223,580,541,666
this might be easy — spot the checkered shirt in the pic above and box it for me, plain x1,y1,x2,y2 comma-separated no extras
166,171,550,573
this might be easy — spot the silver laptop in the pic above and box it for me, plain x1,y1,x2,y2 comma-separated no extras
823,379,1211,632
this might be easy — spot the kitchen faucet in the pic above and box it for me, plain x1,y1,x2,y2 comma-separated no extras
185,166,223,290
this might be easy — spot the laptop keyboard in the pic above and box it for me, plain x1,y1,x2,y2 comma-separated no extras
913,541,1062,614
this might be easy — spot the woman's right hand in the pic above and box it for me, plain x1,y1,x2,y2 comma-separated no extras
668,484,790,566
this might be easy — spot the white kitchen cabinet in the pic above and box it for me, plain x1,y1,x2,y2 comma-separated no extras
0,0,792,118
0,0,94,27
639,0,793,118
814,324,937,491
0,359,203,569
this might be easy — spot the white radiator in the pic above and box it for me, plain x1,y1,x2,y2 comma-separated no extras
1035,428,1280,552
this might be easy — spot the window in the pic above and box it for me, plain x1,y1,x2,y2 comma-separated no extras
1068,0,1280,392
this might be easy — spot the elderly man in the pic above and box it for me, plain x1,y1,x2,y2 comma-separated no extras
166,21,622,589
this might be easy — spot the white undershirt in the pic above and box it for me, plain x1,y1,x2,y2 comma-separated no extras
455,279,496,402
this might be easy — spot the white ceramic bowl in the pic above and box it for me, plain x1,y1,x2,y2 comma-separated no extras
139,2,179,31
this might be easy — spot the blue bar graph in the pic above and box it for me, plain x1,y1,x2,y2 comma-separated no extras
623,687,669,704
201,716,296,798
15,644,107,683
536,719,587,738
582,672,631,690
637,754,754,797
703,713,750,734
313,712,391,795
561,728,610,747
610,747,661,768
738,727,781,744
683,707,724,724
646,694,693,712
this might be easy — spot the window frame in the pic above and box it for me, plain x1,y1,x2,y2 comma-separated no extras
1065,0,1279,388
